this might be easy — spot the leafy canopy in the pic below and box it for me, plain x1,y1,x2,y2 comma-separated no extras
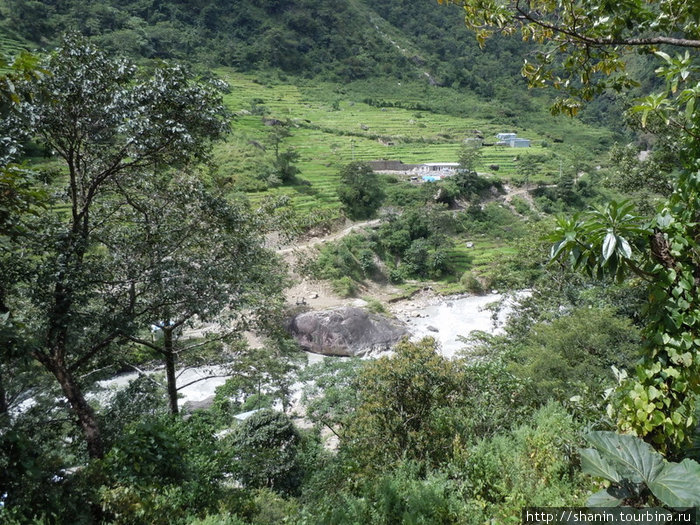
441,0,700,116
2,33,230,459
336,161,386,220
444,0,700,455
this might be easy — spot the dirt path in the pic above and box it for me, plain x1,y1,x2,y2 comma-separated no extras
278,183,552,310
187,183,544,346
498,184,556,216
277,218,402,309
278,218,381,255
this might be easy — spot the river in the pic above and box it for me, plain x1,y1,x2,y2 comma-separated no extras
394,292,521,358
95,292,522,405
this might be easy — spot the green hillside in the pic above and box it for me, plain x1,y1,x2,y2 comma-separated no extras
214,71,614,213
0,0,620,217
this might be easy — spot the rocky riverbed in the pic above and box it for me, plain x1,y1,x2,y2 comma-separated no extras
390,290,521,357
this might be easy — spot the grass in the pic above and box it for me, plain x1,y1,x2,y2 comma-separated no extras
214,69,617,214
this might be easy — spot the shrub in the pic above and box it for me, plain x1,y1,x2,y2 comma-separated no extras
506,307,641,407
364,298,387,314
336,162,385,219
230,410,303,495
453,403,589,519
331,276,357,297
460,271,484,294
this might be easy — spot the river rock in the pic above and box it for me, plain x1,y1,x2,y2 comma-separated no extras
286,307,409,356
182,396,215,414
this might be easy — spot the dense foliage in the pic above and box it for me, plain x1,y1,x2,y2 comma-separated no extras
336,162,386,220
1,0,699,522
0,0,536,91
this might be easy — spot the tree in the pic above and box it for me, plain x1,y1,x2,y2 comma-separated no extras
263,121,300,185
102,171,286,414
440,0,700,115
4,34,228,459
442,0,700,454
272,148,301,184
457,141,482,173
345,338,530,469
605,142,676,214
336,161,385,220
0,52,48,420
516,154,545,188
452,143,493,200
231,409,303,494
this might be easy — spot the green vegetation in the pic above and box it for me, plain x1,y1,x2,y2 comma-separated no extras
336,162,385,219
2,0,700,522
581,431,700,507
209,70,615,216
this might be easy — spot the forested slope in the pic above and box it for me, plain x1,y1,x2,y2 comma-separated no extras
0,0,531,87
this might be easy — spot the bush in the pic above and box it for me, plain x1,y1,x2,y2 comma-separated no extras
305,234,377,283
344,338,532,469
365,298,387,314
506,307,641,407
460,271,484,294
452,403,590,519
99,416,227,524
457,202,526,240
311,464,470,525
188,515,248,525
510,195,532,216
331,276,357,297
336,162,385,219
230,410,303,495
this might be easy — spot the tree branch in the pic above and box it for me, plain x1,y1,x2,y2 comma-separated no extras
176,373,230,391
512,6,700,48
119,333,162,353
69,331,120,372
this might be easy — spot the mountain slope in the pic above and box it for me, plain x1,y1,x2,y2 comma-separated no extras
0,0,531,90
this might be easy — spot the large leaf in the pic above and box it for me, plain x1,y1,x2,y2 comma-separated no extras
617,236,632,259
647,458,700,507
586,488,625,507
602,232,617,262
585,431,664,484
580,447,622,482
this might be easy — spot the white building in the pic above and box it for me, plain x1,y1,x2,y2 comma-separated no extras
412,162,460,178
496,132,531,148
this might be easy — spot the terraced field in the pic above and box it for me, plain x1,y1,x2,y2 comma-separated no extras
215,70,614,214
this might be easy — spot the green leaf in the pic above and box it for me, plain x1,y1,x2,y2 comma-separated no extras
585,431,664,484
617,236,632,259
647,459,700,507
580,447,622,482
686,96,695,121
586,488,626,507
655,51,672,64
602,232,617,262
656,213,673,229
550,239,567,260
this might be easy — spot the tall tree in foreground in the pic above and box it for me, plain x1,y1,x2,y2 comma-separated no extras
4,34,228,458
104,171,286,414
442,0,699,454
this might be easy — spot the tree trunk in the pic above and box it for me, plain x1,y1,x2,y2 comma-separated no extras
163,328,179,415
0,366,8,417
0,291,9,417
39,353,104,459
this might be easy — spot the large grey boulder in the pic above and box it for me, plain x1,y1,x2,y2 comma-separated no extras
287,307,409,356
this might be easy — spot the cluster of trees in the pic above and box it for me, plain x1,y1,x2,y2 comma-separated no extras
302,203,457,292
0,34,289,520
2,0,700,520
0,0,428,82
